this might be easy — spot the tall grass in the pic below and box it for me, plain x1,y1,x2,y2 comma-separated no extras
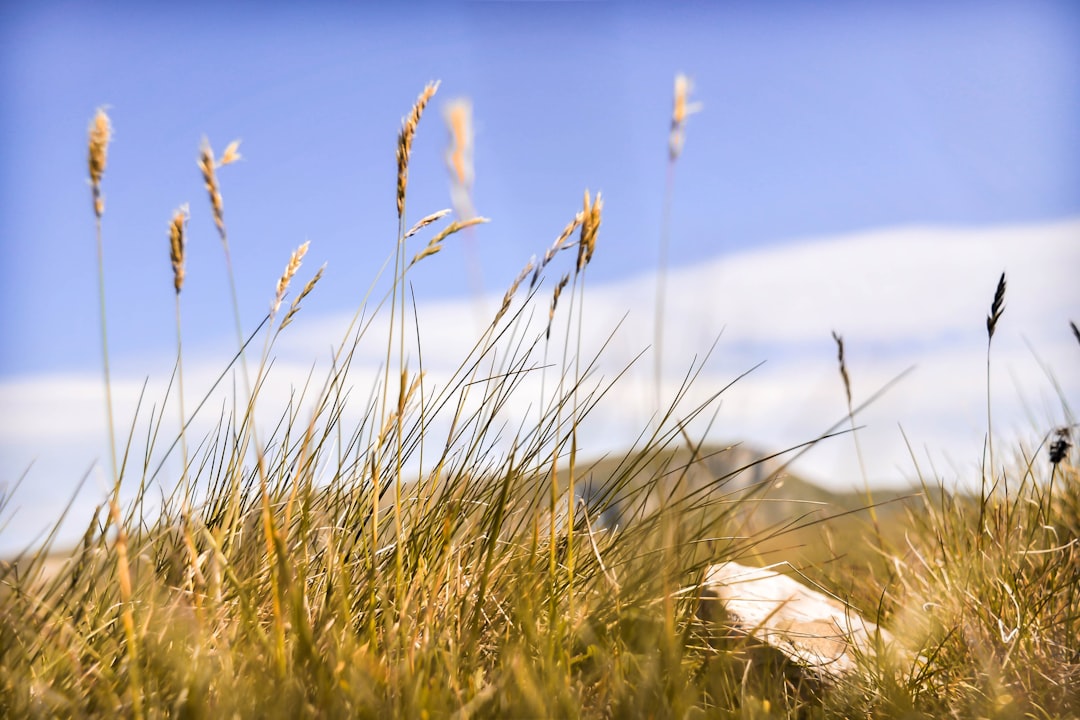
0,81,1077,718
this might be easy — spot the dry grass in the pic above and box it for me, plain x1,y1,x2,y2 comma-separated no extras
668,72,700,162
1,81,1077,719
88,108,111,218
396,80,440,220
443,98,475,220
272,241,310,315
168,205,189,294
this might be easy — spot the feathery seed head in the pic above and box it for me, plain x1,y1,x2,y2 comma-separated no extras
673,74,690,126
576,190,603,272
404,209,452,240
88,109,112,185
410,216,488,266
531,211,584,289
547,274,571,340
273,241,310,315
495,258,535,326
219,140,242,166
396,81,441,219
198,140,225,236
443,98,475,219
88,108,112,217
280,262,325,331
168,204,190,294
669,73,701,161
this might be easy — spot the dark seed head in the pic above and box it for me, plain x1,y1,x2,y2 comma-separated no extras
986,272,1006,341
1049,427,1071,466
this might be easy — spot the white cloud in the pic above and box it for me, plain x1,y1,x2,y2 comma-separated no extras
3,219,1078,553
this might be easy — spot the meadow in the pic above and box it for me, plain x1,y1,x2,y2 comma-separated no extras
1,80,1078,718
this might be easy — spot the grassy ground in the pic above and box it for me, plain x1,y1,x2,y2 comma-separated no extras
1,83,1078,718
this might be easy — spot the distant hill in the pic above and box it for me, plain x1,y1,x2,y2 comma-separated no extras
570,440,914,529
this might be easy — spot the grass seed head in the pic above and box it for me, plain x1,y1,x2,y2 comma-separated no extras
986,272,1006,341
168,204,190,294
1049,427,1072,466
532,211,584,290
88,108,112,217
495,258,535,326
198,140,225,236
410,216,488,266
273,240,310,315
404,209,452,240
220,139,242,166
547,273,570,340
831,330,852,406
576,190,603,272
396,81,441,219
443,98,475,219
280,262,325,331
1070,320,1080,348
669,73,701,161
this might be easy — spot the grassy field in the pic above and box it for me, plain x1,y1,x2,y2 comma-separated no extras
1,82,1078,718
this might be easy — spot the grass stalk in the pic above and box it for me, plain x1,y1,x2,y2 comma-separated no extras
831,331,880,538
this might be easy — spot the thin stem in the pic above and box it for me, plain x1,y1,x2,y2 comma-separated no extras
95,216,119,489
174,298,190,502
654,161,675,422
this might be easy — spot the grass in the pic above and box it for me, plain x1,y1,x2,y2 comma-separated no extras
1,81,1079,718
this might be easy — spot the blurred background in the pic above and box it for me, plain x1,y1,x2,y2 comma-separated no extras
1,0,1078,553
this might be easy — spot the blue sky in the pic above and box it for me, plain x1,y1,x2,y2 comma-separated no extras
2,0,1078,374
1,1,1079,550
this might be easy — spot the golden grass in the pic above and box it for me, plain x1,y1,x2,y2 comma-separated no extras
197,141,225,238
107,495,143,720
494,258,535,326
531,211,583,290
547,273,570,340
668,73,700,162
575,189,603,272
272,240,310,315
5,79,1077,720
88,108,111,218
168,205,189,294
409,216,489,266
404,208,452,239
396,81,440,219
279,262,325,332
443,98,475,219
